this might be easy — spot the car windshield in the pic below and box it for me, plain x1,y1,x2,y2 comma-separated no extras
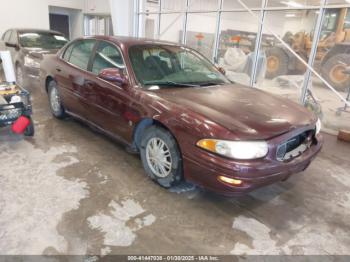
129,44,230,88
19,32,68,49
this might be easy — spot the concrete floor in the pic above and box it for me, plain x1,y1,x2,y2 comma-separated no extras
1,84,350,256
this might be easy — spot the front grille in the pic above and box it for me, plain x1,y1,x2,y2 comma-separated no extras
276,130,314,161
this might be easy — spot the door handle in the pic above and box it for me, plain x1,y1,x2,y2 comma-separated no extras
56,68,61,72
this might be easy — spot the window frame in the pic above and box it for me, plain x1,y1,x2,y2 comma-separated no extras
59,38,131,87
59,39,97,72
90,40,126,75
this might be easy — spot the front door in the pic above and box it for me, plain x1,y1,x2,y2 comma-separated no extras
84,40,133,141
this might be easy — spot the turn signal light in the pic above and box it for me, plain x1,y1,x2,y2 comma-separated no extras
196,139,217,152
218,176,243,186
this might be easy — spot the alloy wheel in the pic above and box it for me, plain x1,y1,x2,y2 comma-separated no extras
145,137,172,178
50,86,61,114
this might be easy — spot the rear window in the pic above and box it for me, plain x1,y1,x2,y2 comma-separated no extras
68,40,96,70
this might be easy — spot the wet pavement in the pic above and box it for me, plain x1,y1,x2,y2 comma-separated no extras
0,83,350,255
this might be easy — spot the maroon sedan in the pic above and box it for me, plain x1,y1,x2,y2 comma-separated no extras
40,36,322,196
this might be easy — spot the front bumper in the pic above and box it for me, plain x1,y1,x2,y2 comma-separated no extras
182,131,323,197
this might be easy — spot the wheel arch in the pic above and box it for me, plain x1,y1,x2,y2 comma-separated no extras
45,76,54,93
132,117,181,153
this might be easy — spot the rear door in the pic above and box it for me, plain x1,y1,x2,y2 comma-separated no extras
55,39,97,119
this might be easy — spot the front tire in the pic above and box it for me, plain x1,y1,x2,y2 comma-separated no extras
24,116,35,136
48,80,66,119
140,126,183,188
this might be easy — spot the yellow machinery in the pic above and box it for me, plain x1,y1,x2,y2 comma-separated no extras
266,8,350,91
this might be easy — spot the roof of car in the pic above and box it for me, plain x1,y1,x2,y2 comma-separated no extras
80,35,184,47
12,28,64,35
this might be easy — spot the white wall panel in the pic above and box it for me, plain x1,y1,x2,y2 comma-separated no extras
0,0,111,39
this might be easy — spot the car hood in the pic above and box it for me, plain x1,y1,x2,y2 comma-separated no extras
23,48,60,60
150,84,317,140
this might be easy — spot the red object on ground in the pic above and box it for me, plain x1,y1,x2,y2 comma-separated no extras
11,116,30,134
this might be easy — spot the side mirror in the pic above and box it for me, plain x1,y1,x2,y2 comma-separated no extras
5,42,19,50
98,68,128,86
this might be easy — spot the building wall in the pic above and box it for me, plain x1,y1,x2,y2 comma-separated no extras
0,0,51,37
85,0,111,15
49,6,84,40
0,0,111,39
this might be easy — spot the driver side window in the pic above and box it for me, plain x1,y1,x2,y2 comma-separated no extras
91,41,125,75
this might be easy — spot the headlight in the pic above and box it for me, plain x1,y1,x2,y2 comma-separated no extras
196,139,268,160
315,118,321,135
24,56,40,69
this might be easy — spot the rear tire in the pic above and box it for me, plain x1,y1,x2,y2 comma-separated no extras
265,47,289,79
140,126,183,188
321,54,350,92
48,80,66,119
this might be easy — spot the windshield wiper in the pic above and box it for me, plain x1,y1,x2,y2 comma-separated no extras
197,82,225,87
144,81,200,87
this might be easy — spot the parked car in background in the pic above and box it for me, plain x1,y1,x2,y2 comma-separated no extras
40,36,323,196
0,29,68,86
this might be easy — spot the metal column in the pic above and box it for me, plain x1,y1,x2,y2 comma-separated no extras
157,0,162,39
300,0,326,104
133,0,140,37
182,0,190,45
212,0,223,63
250,0,267,87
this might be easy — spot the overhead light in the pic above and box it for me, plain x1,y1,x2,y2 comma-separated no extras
286,13,297,17
280,1,305,8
